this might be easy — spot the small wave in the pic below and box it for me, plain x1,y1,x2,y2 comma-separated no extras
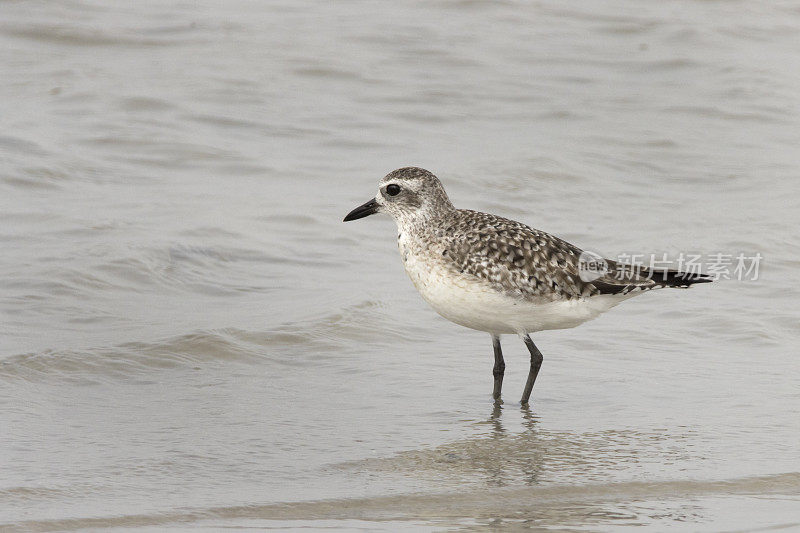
0,301,419,382
0,134,50,156
15,242,311,297
664,104,788,124
0,331,264,383
117,96,176,112
293,66,365,81
0,328,317,383
0,23,206,48
184,113,264,131
0,485,82,501
3,472,798,531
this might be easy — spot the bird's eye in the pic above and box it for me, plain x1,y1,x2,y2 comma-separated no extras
385,184,401,196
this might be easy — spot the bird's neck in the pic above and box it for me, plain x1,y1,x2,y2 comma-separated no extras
394,206,454,240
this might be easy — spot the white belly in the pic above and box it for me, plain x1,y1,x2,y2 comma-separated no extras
400,245,632,335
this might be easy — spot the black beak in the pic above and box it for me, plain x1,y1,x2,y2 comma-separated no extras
343,198,379,222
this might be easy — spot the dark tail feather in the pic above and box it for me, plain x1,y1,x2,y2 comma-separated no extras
642,267,714,288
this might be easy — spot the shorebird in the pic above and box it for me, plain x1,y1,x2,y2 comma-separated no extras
343,167,711,404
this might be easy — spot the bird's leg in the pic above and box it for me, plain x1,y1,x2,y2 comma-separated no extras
492,335,505,401
520,334,543,405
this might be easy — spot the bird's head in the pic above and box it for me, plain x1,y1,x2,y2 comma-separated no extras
343,167,453,225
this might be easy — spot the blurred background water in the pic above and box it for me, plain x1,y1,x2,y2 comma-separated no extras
1,0,799,531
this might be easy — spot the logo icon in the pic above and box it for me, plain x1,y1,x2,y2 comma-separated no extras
578,250,608,282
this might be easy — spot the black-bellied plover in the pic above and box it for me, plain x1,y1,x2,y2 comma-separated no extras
343,167,711,405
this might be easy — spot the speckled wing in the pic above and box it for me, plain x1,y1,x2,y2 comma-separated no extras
440,210,654,301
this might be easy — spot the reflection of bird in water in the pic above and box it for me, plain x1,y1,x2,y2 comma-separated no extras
488,401,506,437
344,167,712,404
475,402,544,487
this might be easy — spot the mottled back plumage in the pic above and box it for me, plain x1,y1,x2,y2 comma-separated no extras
436,209,708,302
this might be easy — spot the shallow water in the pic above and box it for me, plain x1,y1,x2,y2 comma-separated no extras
2,0,800,531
